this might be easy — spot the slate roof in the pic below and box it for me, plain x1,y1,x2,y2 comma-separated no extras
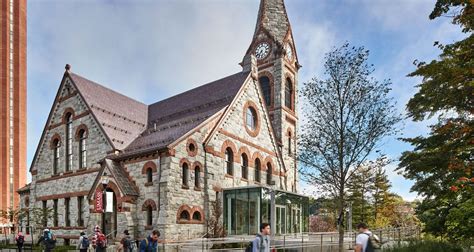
104,159,139,196
69,73,148,150
121,71,250,156
68,70,249,158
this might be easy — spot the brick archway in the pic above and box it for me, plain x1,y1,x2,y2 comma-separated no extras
221,140,239,162
142,199,157,211
141,161,157,174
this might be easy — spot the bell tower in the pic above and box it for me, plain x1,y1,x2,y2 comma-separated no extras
242,0,300,192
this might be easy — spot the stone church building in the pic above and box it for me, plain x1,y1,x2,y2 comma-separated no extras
18,0,308,243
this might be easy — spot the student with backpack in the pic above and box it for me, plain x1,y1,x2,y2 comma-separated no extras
355,223,381,252
139,230,159,252
15,231,25,252
121,230,135,252
37,229,56,252
246,223,271,252
92,225,107,252
77,231,90,252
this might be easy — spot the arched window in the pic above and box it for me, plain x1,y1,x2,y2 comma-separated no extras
52,139,60,175
146,168,153,183
195,167,200,188
192,211,201,221
259,76,271,106
182,163,189,187
65,113,73,171
255,159,261,183
285,78,293,109
266,163,272,185
146,206,153,226
225,148,234,176
246,107,257,130
78,129,87,169
241,154,248,179
180,210,190,220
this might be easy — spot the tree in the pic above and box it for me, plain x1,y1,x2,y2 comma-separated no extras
397,0,473,242
206,199,226,238
299,43,402,252
347,164,374,225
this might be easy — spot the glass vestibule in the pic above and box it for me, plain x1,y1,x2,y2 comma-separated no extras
223,187,309,235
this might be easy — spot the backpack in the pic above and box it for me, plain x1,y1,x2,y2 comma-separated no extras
17,235,24,244
123,236,133,250
364,233,381,252
81,236,90,249
97,233,107,249
245,234,263,252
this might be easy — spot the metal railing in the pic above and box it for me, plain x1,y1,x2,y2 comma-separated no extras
159,226,421,252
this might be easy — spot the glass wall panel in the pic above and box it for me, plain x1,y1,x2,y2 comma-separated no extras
261,188,271,224
236,189,249,235
224,191,236,235
249,188,261,235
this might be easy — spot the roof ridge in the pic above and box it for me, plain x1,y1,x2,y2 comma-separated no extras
148,71,248,107
69,72,147,106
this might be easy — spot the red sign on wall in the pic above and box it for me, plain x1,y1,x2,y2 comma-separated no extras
95,190,103,212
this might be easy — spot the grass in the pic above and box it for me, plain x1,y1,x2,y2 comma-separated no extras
383,240,464,252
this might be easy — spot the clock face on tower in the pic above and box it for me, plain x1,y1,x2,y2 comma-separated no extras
285,43,293,61
255,42,270,60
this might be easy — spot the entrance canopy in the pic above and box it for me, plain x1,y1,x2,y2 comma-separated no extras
223,186,309,236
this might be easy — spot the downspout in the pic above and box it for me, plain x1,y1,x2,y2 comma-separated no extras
202,143,210,237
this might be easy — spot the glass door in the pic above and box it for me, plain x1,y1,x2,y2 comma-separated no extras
275,205,286,235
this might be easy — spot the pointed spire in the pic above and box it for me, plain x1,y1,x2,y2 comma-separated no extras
253,0,291,45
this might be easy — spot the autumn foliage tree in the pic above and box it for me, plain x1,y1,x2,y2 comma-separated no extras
397,0,473,242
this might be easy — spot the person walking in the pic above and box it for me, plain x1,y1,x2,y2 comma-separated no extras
139,230,159,252
92,225,107,252
121,230,134,252
37,229,56,252
252,223,271,252
354,223,381,252
15,231,25,252
77,231,90,252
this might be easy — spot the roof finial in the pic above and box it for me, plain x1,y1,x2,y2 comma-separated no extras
65,64,71,72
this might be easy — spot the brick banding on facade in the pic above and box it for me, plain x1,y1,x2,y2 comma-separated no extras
220,140,239,162
219,129,276,157
243,100,261,137
61,107,75,123
36,167,100,183
141,161,157,174
36,190,89,201
142,199,157,211
74,124,89,140
49,133,62,148
186,138,198,157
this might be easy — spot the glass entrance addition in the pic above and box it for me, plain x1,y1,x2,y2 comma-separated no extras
223,186,308,235
275,205,286,235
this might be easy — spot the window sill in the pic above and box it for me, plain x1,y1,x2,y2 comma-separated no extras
145,225,153,230
63,171,73,175
145,182,154,187
194,187,201,191
52,174,60,177
241,178,249,182
182,185,189,190
224,174,234,179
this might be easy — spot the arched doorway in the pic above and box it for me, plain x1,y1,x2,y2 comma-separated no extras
102,187,117,238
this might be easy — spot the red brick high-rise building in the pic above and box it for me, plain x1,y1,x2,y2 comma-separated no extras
0,0,27,213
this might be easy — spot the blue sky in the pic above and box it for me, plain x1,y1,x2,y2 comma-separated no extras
27,0,464,201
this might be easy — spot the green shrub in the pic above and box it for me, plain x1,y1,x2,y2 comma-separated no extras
383,240,463,252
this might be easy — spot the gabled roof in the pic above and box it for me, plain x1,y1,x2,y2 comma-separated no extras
88,159,139,199
119,71,250,157
69,73,148,150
